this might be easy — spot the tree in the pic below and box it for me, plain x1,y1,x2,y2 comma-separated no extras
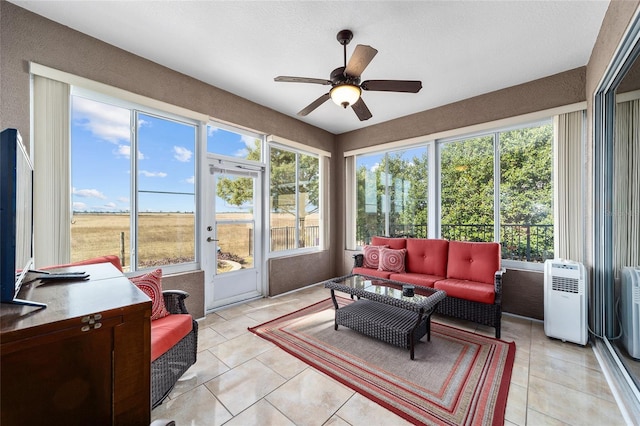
216,141,320,249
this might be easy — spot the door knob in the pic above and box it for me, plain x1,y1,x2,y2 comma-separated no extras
207,237,218,243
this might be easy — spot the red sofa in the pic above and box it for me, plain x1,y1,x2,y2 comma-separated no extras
43,255,197,408
353,237,504,338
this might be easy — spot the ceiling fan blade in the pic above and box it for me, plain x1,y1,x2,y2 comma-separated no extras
345,45,378,77
351,98,372,121
298,93,331,116
275,76,332,85
361,80,422,93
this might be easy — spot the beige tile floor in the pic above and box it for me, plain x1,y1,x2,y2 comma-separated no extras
151,284,627,425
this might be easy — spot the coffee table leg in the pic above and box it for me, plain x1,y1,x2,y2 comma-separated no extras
330,289,339,330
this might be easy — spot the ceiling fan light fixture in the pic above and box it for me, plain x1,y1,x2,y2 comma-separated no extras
330,84,361,108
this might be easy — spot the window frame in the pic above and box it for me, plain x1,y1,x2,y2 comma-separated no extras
349,117,558,271
70,87,201,275
266,140,325,257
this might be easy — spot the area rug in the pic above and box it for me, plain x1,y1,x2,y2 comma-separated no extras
249,297,515,426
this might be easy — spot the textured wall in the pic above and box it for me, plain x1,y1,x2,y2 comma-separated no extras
268,251,333,296
335,67,586,152
162,270,205,319
0,2,337,312
0,2,334,153
502,269,544,320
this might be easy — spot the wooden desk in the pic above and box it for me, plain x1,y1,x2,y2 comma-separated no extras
1,263,152,425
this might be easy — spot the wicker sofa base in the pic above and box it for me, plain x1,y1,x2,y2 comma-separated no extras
151,320,198,409
435,296,501,338
335,299,430,359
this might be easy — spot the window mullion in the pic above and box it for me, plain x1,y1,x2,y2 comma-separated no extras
494,132,501,244
295,153,300,249
384,154,390,236
131,110,139,271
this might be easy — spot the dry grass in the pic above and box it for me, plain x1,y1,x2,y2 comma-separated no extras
71,212,319,270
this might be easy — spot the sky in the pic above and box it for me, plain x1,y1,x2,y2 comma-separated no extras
71,95,259,213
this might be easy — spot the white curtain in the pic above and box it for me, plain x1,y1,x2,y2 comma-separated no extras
555,110,585,262
32,75,71,267
613,99,640,275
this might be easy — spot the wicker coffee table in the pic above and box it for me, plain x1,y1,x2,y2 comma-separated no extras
324,274,446,360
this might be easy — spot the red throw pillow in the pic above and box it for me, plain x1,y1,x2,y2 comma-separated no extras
378,247,407,273
362,244,387,269
130,268,170,320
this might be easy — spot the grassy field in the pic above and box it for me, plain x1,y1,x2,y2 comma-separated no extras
71,212,319,270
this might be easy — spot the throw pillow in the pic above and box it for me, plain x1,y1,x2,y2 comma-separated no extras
130,268,170,321
378,247,407,273
362,244,387,269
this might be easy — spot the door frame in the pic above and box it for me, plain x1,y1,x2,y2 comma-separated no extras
202,155,265,312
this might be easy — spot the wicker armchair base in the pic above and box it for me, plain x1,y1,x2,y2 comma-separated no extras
335,299,431,359
435,296,501,338
152,291,199,409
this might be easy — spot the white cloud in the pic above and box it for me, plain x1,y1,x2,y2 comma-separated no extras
139,170,167,178
241,135,258,148
173,146,192,162
103,202,117,209
73,202,87,210
114,144,144,160
73,187,107,199
186,176,195,184
72,96,130,144
233,148,249,158
207,126,219,136
117,196,129,203
370,163,380,172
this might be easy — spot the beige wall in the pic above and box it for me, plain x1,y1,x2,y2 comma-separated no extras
0,2,337,310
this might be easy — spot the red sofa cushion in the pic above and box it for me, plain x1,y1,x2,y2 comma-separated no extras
447,241,500,285
352,267,392,279
150,314,193,362
371,236,407,250
434,279,495,304
389,272,440,288
405,238,449,277
41,255,123,272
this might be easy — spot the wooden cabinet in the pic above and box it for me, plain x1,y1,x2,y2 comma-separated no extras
1,263,151,425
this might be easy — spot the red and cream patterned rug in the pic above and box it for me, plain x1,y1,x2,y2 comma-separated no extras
249,296,515,426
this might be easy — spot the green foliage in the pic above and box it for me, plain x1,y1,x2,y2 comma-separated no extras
216,141,319,218
355,123,554,258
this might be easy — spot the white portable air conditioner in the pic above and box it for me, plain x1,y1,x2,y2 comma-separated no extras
621,267,640,359
544,259,588,345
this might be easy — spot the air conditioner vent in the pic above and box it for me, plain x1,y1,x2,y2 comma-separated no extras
552,276,579,293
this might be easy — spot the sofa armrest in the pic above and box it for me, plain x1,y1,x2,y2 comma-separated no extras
162,290,190,315
353,253,364,268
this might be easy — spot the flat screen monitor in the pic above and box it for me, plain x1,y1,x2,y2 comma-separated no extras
1,128,44,308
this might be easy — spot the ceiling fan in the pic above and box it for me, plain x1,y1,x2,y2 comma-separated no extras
274,29,422,121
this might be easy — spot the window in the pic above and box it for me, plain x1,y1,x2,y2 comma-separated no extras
207,123,262,161
71,95,197,272
440,135,494,242
353,121,554,264
499,125,553,262
269,145,320,252
355,146,429,245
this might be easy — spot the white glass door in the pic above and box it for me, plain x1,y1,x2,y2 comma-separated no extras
205,160,262,311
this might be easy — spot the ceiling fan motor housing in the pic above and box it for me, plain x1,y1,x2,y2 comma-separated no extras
330,67,360,85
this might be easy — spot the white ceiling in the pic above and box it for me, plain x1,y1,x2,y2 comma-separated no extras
12,1,610,135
